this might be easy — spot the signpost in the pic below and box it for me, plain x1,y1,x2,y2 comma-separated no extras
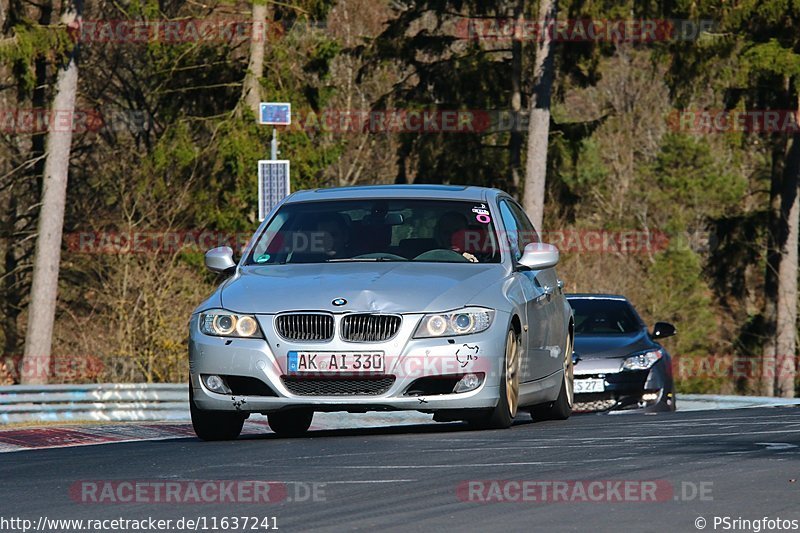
258,103,291,220
259,103,291,126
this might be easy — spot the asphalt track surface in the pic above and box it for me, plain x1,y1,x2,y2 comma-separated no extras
1,406,799,532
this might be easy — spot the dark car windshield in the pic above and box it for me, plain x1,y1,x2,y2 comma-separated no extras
246,199,501,264
569,298,643,335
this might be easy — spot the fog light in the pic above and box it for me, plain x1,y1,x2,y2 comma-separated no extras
203,374,231,394
453,373,484,393
641,392,659,402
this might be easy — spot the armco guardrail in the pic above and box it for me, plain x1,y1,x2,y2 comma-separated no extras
0,383,189,425
2,386,799,425
678,393,800,411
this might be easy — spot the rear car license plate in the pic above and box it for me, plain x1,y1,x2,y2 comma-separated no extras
288,352,385,373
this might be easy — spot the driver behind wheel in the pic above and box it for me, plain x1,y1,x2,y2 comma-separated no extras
434,212,478,262
315,213,351,258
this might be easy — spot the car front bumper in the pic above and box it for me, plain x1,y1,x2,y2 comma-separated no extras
188,312,509,414
573,360,674,412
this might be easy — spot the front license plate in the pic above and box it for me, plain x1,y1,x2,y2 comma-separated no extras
287,352,385,374
574,378,605,394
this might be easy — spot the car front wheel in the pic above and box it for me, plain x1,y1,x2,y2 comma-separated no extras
190,386,246,441
468,327,521,430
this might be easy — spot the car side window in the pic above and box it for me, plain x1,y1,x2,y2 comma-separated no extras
507,201,539,246
499,200,539,260
499,201,521,260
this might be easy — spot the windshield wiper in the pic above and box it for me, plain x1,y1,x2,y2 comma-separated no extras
327,258,377,262
326,257,402,262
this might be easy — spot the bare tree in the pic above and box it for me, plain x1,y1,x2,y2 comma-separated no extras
241,1,271,117
522,0,557,230
761,138,785,396
507,0,524,197
775,120,799,398
21,0,82,384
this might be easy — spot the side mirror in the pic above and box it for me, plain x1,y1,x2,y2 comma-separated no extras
518,242,559,270
652,321,676,339
205,246,236,274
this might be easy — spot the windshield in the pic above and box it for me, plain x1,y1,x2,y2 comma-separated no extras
569,299,643,335
246,199,501,265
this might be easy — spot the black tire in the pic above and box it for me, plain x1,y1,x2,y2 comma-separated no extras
268,409,313,437
530,333,573,421
190,386,245,441
467,327,520,430
531,377,572,421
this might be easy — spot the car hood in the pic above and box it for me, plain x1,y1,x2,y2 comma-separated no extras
219,262,507,314
573,330,654,360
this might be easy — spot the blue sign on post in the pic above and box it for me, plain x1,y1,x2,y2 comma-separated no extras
259,103,291,125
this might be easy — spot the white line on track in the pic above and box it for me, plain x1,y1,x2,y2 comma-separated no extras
578,411,800,426
331,457,636,469
530,428,800,441
290,443,640,461
275,480,417,484
438,427,800,445
335,462,555,469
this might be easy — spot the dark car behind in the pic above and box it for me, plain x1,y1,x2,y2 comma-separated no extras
567,294,676,413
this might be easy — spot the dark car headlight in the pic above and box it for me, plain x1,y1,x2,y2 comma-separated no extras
413,307,495,338
199,309,263,338
621,349,663,371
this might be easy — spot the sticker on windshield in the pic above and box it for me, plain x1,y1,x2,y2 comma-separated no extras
471,204,491,224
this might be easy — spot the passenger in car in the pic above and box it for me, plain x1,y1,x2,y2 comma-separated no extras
315,213,351,259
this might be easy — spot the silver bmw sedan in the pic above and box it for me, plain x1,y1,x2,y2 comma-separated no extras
189,185,574,439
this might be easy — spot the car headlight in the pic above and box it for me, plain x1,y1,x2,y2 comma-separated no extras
199,309,263,338
622,349,662,371
414,307,495,338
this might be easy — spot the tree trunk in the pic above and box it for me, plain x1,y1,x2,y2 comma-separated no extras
775,121,800,398
522,0,558,231
762,136,787,395
21,1,82,384
507,0,524,198
241,1,270,118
